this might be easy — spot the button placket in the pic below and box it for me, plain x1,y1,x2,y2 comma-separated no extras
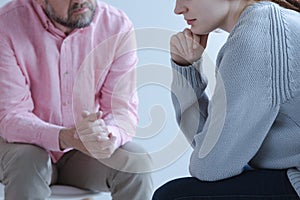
60,38,73,125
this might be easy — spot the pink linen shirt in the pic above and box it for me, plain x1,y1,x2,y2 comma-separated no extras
0,0,138,162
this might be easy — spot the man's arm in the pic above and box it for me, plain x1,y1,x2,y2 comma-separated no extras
97,28,139,148
0,35,63,152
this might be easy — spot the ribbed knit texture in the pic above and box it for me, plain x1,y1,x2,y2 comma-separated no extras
171,1,300,196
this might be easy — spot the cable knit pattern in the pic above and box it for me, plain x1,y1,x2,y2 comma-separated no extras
171,1,300,196
270,4,292,104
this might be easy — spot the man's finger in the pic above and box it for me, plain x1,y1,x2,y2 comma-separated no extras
82,111,101,122
81,110,90,118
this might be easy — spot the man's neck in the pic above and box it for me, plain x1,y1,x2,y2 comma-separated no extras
51,20,73,35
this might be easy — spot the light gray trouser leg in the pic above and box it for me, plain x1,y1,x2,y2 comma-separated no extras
0,138,153,200
56,142,154,200
0,137,52,200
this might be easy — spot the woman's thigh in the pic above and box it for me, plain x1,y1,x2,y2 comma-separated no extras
153,170,298,199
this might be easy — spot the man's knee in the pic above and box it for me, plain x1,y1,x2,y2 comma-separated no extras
122,142,153,172
2,144,52,183
0,144,52,198
100,142,153,174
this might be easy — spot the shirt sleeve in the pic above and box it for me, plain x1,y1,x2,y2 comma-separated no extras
98,26,139,148
0,36,63,152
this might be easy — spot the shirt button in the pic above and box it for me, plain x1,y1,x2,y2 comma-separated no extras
64,71,69,76
63,101,70,106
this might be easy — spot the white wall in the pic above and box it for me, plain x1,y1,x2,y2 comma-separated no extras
100,0,228,194
0,0,8,6
0,0,228,199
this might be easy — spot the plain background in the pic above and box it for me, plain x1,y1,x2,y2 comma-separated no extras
0,0,229,199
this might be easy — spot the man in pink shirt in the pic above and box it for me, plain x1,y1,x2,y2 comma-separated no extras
0,0,153,199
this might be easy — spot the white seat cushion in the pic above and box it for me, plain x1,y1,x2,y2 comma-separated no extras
0,183,105,200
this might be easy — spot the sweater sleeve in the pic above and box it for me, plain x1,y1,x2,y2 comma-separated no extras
189,57,280,180
173,9,287,180
171,58,209,146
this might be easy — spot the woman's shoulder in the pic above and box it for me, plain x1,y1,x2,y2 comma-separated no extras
232,1,299,36
229,2,275,39
224,1,299,54
218,1,300,102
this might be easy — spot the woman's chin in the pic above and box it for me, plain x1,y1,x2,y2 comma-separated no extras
191,27,210,35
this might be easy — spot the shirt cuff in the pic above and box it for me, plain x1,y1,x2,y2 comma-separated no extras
41,125,64,152
107,125,132,148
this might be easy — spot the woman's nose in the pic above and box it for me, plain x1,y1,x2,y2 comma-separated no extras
174,0,187,15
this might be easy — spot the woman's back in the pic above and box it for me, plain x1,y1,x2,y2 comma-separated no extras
217,1,300,194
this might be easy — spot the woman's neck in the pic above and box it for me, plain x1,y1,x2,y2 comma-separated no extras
221,0,256,32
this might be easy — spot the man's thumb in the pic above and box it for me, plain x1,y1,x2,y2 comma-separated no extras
81,110,90,118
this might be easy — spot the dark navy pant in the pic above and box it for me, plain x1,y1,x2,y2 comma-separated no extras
153,170,298,199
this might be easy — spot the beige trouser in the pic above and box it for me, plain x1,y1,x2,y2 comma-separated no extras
0,137,153,200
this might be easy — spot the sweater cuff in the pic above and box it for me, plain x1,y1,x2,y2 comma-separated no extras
287,168,300,197
171,58,207,91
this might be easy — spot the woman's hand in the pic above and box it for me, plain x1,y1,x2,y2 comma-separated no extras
170,28,209,66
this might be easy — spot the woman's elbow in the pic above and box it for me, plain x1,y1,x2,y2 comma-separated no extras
189,157,244,182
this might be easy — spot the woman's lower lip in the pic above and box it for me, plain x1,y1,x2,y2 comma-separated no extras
187,19,196,25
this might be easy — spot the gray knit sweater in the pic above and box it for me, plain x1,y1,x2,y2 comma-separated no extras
171,1,300,196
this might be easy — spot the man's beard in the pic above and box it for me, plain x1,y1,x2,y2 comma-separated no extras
44,1,96,29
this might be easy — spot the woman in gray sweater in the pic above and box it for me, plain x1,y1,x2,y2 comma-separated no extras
153,0,300,199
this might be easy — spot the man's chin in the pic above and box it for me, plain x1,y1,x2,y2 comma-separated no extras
71,13,94,28
72,11,91,21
